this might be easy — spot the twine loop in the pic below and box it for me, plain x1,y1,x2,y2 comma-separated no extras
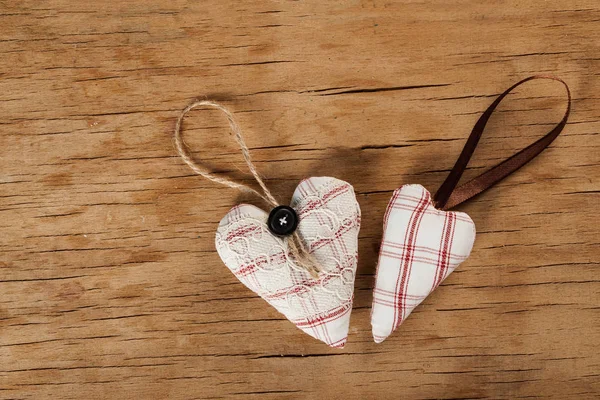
174,100,321,278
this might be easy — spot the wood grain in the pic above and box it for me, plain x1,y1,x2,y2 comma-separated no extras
1,1,599,399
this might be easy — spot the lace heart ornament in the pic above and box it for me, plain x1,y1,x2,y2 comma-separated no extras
173,101,361,347
216,177,361,348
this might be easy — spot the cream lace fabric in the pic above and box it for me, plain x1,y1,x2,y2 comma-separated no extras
215,177,361,348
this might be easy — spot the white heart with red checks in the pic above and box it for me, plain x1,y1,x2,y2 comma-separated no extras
371,184,476,343
215,177,361,348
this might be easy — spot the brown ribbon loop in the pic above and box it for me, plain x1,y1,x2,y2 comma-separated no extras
433,76,571,211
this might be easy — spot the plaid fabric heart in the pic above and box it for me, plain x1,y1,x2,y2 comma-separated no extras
215,177,361,348
371,184,476,343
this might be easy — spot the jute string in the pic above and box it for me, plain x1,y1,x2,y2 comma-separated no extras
174,100,321,278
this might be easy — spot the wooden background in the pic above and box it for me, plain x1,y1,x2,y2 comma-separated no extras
1,1,599,399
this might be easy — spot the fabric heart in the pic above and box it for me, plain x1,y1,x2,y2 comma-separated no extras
215,177,361,348
371,184,476,343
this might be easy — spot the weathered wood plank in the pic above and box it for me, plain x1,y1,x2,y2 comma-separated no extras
1,1,599,399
